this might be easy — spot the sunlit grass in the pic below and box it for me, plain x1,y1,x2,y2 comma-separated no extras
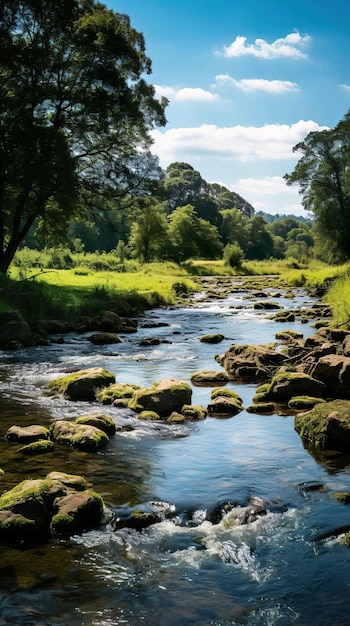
324,273,350,326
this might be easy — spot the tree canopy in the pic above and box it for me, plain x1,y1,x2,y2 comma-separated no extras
285,109,350,262
0,0,167,272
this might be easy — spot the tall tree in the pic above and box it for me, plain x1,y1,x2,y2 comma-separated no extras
0,0,167,273
284,111,350,261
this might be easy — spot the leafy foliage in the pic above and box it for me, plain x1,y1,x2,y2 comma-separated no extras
0,0,167,272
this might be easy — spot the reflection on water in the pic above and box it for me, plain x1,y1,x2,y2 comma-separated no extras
1,282,350,625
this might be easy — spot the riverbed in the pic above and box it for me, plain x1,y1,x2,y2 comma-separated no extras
1,278,350,626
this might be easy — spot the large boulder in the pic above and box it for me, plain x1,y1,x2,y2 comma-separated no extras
47,367,116,401
51,491,103,535
294,400,350,450
128,378,192,417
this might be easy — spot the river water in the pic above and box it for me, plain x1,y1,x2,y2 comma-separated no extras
1,278,350,626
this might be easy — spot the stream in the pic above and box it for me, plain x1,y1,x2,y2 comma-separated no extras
1,277,350,625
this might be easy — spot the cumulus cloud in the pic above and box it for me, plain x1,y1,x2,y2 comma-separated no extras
214,74,299,93
150,120,326,164
231,176,305,215
340,84,350,92
154,85,219,102
219,31,310,60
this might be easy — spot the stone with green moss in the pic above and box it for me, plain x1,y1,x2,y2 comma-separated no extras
333,491,350,504
138,410,163,421
294,400,350,450
17,439,55,455
211,388,243,405
95,382,141,404
46,367,116,401
50,490,103,535
75,413,116,436
265,369,325,403
89,332,121,345
129,378,192,417
199,333,225,344
288,396,326,411
207,395,243,417
275,330,303,341
167,412,186,423
181,405,207,420
50,420,109,451
190,370,229,386
5,424,50,443
0,472,105,542
246,402,275,414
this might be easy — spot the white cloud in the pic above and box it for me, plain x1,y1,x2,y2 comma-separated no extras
231,176,306,215
219,31,310,60
340,84,350,92
151,120,326,164
154,85,219,102
214,74,299,93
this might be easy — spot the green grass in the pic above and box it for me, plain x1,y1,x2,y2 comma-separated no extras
3,249,350,324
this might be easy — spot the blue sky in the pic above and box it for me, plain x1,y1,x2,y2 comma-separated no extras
108,0,350,215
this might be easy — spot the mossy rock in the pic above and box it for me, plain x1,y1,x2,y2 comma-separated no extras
129,378,192,417
294,400,350,450
51,490,104,535
138,410,163,421
17,440,55,455
181,405,207,420
199,333,225,344
190,370,229,386
167,412,186,423
89,332,121,345
95,382,141,404
47,367,116,401
75,413,116,436
211,388,243,405
124,509,161,531
207,395,242,417
50,420,109,451
246,402,275,414
0,472,104,542
288,396,326,411
333,491,350,504
266,369,325,403
5,424,50,443
275,330,303,341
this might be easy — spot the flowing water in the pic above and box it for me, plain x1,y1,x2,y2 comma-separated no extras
1,279,350,625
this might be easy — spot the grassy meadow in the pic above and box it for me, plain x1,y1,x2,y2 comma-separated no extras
1,246,350,325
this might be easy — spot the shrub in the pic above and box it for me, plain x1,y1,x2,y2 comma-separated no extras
223,243,244,268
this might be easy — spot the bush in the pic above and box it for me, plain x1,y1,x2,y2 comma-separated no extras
223,243,244,268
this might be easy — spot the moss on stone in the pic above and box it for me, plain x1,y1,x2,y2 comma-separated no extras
75,413,116,436
128,378,192,416
17,439,55,455
181,405,207,420
95,383,141,404
333,491,350,504
190,370,229,385
46,367,116,401
137,410,162,421
211,388,243,405
246,402,275,414
294,400,350,450
288,396,326,411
